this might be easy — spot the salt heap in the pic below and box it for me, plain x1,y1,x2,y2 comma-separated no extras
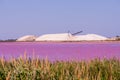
35,33,73,41
35,33,108,41
74,34,107,41
17,35,37,41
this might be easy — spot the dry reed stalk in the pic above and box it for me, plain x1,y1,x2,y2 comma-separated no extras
35,57,39,68
108,61,113,80
76,63,81,79
6,71,11,80
1,56,5,69
12,58,17,69
41,60,44,70
81,61,85,76
74,64,79,76
85,61,89,80
59,75,63,80
45,56,50,71
32,70,36,80
97,70,101,80
61,68,64,77
19,55,23,61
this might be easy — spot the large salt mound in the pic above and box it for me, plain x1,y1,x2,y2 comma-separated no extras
35,33,73,41
74,34,108,41
35,33,108,41
17,35,37,41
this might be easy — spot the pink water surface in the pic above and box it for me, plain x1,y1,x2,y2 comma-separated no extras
0,42,120,61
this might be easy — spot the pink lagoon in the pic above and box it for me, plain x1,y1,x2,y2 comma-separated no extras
0,41,120,61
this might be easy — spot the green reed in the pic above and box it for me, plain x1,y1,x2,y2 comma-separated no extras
0,57,119,80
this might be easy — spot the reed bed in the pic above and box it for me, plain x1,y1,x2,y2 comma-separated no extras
0,56,119,80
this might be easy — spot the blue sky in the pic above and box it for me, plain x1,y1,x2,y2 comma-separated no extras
0,0,120,39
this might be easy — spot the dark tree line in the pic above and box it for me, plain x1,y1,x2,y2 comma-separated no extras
0,39,17,42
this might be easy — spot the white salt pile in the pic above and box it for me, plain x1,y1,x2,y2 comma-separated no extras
35,33,73,41
35,33,108,41
17,35,37,41
74,34,107,41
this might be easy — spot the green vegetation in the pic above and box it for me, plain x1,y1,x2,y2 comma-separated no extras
0,57,119,80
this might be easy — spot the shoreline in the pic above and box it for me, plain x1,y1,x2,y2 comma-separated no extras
0,40,120,44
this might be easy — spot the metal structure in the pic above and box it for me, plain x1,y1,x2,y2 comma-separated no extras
71,31,83,35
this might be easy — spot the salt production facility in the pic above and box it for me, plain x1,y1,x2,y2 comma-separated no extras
16,31,108,42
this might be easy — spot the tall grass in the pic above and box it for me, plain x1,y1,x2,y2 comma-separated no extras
0,57,119,80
